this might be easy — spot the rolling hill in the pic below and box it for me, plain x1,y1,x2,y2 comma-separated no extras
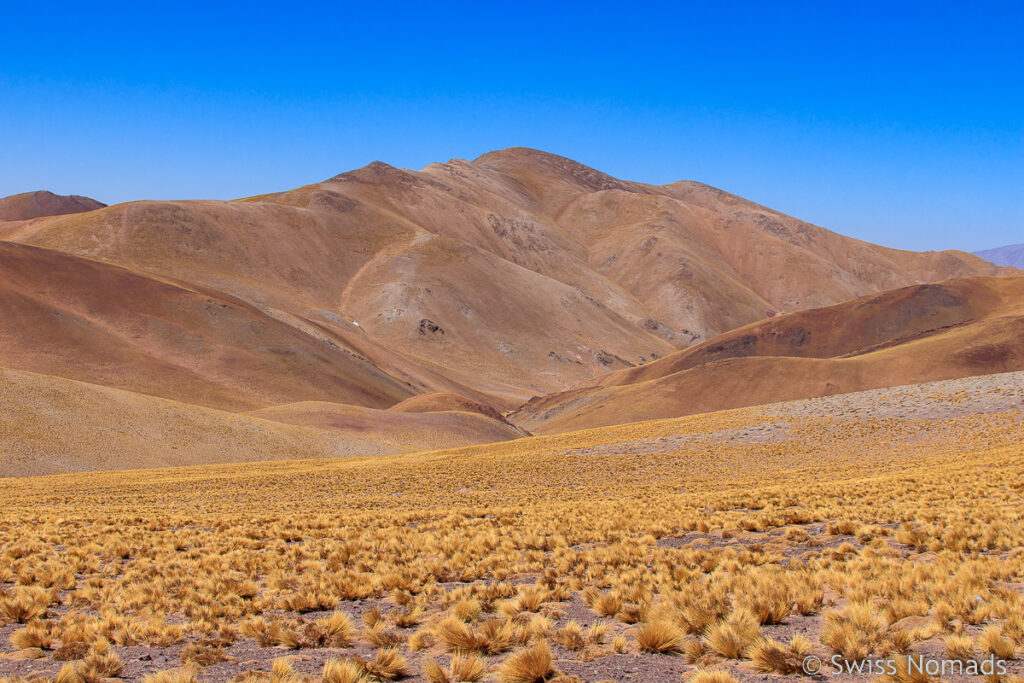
0,366,526,477
511,274,1024,433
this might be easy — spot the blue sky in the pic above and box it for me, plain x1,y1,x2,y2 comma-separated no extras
1,1,1020,251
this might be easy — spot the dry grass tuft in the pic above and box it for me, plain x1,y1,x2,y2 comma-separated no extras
687,669,739,683
180,640,228,666
322,659,371,683
497,643,557,683
143,666,200,683
635,620,686,654
979,625,1016,659
747,637,803,674
10,621,52,649
422,653,489,683
943,633,975,661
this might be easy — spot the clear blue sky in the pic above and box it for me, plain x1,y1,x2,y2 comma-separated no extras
1,1,1020,251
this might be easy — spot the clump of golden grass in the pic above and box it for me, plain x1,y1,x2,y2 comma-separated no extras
634,620,686,654
703,608,760,659
320,650,411,682
978,625,1016,659
876,655,932,683
821,601,887,659
143,666,200,683
78,640,124,680
552,620,586,651
180,640,228,666
746,637,803,674
10,621,53,649
687,669,739,683
422,653,489,683
363,648,410,681
322,659,371,683
0,586,51,623
497,643,557,683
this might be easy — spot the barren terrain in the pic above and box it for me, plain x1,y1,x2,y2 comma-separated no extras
513,276,1024,433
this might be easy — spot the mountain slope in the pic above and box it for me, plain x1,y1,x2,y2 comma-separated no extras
0,241,415,411
8,148,1009,408
248,401,526,452
0,366,529,477
976,242,1024,268
511,275,1024,433
0,366,397,477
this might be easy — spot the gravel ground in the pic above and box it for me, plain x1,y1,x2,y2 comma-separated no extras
762,370,1024,420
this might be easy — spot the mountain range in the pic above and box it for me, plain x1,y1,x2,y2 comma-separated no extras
1,148,1020,474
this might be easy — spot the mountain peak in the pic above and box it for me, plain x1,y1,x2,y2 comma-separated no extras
473,147,631,194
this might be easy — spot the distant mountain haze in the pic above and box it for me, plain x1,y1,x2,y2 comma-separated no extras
975,243,1024,269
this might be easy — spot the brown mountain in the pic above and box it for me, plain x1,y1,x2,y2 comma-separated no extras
511,275,1024,434
0,148,1018,469
0,190,105,221
4,149,1008,407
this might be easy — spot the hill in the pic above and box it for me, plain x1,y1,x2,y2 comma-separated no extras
976,242,1024,268
0,241,414,412
511,275,1024,433
0,367,526,477
0,190,105,221
249,400,526,452
1,149,1019,474
5,148,1008,410
0,366,396,476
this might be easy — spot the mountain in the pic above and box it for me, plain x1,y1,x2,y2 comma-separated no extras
511,274,1024,433
3,148,1009,413
0,190,105,221
2,148,1020,470
975,243,1024,268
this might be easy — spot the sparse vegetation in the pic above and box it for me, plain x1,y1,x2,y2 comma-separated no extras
1,398,1022,680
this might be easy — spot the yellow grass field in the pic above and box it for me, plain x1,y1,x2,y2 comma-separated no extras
2,389,1023,682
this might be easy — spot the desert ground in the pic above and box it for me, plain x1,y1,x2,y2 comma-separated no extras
2,371,1022,682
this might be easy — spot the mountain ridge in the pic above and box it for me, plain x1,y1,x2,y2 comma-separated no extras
1,148,1019,470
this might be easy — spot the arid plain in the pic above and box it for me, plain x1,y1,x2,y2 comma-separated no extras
1,149,1023,682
